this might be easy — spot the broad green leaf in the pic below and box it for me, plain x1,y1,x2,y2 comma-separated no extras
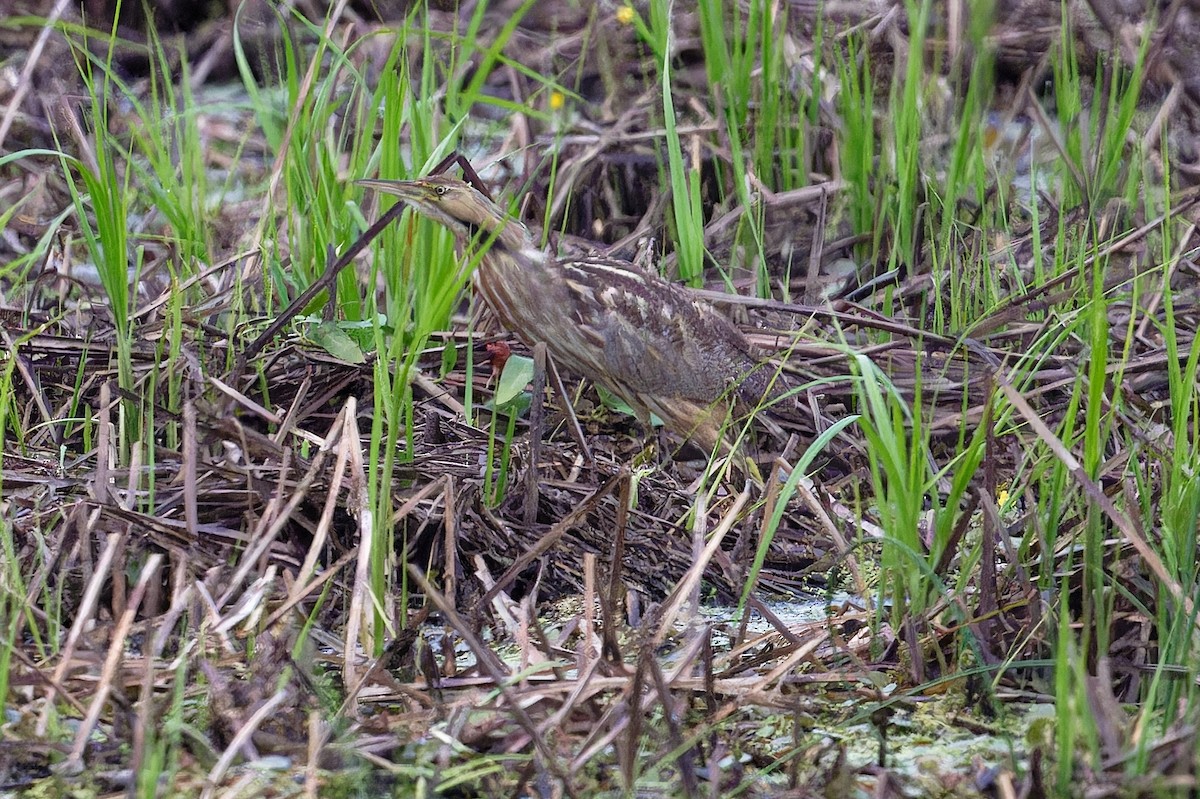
309,321,366,364
494,354,535,407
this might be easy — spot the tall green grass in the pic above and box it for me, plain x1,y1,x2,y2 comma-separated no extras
695,0,764,291
824,4,1200,787
930,1,997,331
639,0,706,286
851,352,984,639
836,32,878,259
57,16,139,456
127,23,215,276
886,0,930,280
1123,143,1200,780
49,11,224,468
630,0,816,292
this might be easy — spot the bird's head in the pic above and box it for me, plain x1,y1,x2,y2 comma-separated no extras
358,175,530,251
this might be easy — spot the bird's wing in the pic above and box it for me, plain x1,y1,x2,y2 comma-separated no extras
556,257,758,403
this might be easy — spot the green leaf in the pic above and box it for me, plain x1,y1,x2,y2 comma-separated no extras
494,354,535,408
596,386,663,427
439,340,459,379
337,316,385,353
309,321,365,364
482,393,533,417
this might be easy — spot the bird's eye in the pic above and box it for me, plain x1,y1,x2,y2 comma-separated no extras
435,185,447,196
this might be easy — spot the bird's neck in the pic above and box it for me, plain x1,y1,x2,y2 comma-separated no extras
461,216,531,254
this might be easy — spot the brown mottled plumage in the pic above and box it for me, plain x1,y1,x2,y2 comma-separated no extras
359,175,786,453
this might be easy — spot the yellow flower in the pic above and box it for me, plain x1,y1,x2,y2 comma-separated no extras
616,5,635,24
549,91,565,111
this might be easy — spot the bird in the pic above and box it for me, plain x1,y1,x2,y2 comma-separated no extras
358,174,790,456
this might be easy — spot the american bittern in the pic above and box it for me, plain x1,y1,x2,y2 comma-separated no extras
360,174,787,454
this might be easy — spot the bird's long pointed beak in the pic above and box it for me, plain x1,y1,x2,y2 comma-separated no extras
355,178,423,202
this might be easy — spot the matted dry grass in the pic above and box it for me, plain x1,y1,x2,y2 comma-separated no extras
2,0,1200,795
